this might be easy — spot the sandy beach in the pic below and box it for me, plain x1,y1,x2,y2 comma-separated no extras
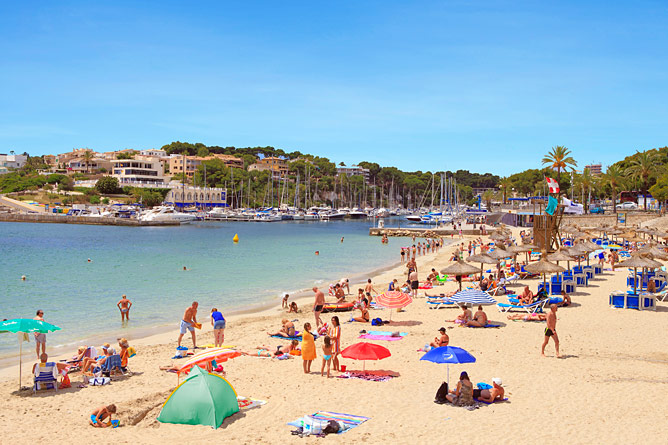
1,227,667,444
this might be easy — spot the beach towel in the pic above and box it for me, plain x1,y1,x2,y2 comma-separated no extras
466,324,501,328
237,396,267,410
288,411,369,435
366,331,407,336
358,334,403,341
474,397,509,405
336,371,396,382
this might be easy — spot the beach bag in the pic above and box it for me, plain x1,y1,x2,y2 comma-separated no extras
301,416,330,436
89,377,110,386
371,318,383,326
174,346,188,358
435,381,449,404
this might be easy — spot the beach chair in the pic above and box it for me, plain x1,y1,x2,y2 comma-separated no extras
639,292,656,311
33,362,58,394
496,298,548,314
101,354,124,376
427,295,455,309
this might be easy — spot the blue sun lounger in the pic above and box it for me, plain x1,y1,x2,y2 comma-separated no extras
496,298,548,314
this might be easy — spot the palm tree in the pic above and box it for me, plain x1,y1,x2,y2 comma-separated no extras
625,150,660,211
602,165,625,214
482,190,494,210
498,177,513,204
82,149,94,173
542,146,577,196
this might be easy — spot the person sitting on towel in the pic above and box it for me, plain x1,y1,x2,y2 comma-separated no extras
465,305,488,327
429,327,449,348
427,268,439,283
267,319,296,337
478,378,505,403
352,305,370,323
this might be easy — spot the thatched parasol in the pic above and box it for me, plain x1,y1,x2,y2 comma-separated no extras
467,253,497,280
525,255,566,291
614,254,663,294
440,260,480,290
486,248,511,260
548,249,576,272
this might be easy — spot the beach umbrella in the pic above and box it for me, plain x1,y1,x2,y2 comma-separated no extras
613,255,661,294
467,253,497,280
486,248,511,260
420,346,476,387
375,291,413,320
440,260,480,290
525,255,565,292
157,365,239,428
178,348,242,376
0,319,61,391
341,342,391,372
450,289,497,305
548,249,575,274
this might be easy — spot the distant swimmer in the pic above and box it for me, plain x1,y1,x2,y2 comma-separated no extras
117,294,132,322
341,237,344,243
183,266,189,271
87,258,92,263
315,251,319,255
21,275,26,281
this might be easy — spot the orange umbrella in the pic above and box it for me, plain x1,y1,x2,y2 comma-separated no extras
375,291,413,320
178,348,241,375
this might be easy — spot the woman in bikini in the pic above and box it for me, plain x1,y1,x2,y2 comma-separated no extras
465,305,488,327
328,316,341,371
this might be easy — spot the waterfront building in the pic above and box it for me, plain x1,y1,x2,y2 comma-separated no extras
170,154,245,178
247,156,288,175
164,185,227,208
67,157,113,173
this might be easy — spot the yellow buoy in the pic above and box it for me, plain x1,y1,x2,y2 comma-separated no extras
233,233,239,243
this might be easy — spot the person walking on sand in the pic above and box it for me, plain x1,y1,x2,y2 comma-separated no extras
312,287,325,329
117,294,132,322
33,309,46,358
541,304,561,358
364,279,378,304
178,301,199,349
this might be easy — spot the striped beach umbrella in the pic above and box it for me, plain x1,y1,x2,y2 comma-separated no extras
178,348,242,375
375,291,413,321
450,289,497,305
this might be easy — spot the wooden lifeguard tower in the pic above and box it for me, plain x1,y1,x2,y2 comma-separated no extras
530,198,565,253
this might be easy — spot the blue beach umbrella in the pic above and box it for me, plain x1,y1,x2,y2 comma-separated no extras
420,346,476,387
0,319,61,390
450,289,497,306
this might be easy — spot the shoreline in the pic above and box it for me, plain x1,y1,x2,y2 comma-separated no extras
0,235,453,372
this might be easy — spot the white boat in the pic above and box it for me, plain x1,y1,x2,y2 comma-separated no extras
377,207,390,218
406,215,422,222
348,208,367,219
327,211,346,220
292,211,305,221
254,212,282,222
139,206,196,223
304,212,319,221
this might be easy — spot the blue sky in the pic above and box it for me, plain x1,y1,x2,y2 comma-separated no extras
1,1,667,175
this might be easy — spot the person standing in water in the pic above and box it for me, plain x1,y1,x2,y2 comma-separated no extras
117,295,132,322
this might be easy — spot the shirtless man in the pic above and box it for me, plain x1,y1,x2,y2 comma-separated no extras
408,270,419,298
406,257,417,273
117,294,132,322
466,305,488,327
178,301,198,349
364,279,378,304
519,286,533,305
335,285,346,303
478,378,505,403
312,287,325,329
541,304,560,358
429,327,449,348
427,268,439,283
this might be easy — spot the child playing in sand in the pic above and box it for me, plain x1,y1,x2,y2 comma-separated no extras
321,336,333,378
288,301,299,313
89,404,116,428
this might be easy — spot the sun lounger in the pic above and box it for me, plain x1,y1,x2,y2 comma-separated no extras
101,354,124,376
427,299,456,309
496,298,548,314
33,362,58,394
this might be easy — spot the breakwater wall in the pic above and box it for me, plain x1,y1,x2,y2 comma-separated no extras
561,214,660,227
0,213,180,226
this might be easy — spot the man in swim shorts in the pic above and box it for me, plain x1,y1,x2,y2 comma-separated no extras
33,310,46,358
478,378,505,403
408,270,419,298
312,287,325,329
541,304,560,358
178,301,198,349
117,294,132,322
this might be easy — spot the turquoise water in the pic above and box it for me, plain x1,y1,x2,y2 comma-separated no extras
0,219,400,358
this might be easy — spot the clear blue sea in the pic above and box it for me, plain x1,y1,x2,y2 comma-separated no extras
0,219,401,360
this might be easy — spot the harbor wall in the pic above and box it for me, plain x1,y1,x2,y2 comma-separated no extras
0,213,179,226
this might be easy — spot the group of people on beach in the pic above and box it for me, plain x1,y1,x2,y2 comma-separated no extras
400,237,442,263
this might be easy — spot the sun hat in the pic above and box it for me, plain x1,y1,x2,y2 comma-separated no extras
102,343,110,349
492,377,503,386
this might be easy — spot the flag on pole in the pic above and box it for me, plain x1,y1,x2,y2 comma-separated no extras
545,177,560,194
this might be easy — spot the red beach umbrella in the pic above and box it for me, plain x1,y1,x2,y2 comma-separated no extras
375,291,413,320
341,342,391,372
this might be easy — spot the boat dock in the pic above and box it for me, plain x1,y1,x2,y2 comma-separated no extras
369,227,487,237
0,213,180,226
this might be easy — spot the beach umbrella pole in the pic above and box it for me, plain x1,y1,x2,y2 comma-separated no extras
19,338,22,391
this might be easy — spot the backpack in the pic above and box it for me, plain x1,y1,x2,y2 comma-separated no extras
371,318,383,326
435,381,449,404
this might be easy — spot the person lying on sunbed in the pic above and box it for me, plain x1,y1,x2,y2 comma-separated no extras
81,344,114,373
465,305,488,327
429,327,449,348
519,286,533,305
478,378,505,403
352,305,370,323
267,319,296,337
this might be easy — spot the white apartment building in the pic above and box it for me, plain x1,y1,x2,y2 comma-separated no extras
0,153,28,169
111,157,166,185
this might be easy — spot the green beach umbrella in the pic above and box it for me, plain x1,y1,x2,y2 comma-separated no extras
0,319,61,391
157,365,239,429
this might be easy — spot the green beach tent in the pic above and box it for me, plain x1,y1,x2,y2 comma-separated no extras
157,365,239,429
